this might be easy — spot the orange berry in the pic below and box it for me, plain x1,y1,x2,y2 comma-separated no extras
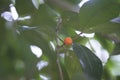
64,37,73,45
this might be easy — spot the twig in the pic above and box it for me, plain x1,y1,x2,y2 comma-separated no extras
56,52,64,80
56,17,62,36
55,17,64,80
73,32,83,40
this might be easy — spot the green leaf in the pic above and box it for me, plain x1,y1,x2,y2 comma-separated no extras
38,59,61,80
11,0,16,4
72,43,103,80
61,0,120,34
31,0,45,9
20,29,55,58
20,29,61,80
94,34,115,54
106,54,120,77
90,22,120,35
32,0,40,9
64,51,86,80
31,5,58,38
112,43,120,55
79,0,120,28
65,0,82,4
46,0,80,13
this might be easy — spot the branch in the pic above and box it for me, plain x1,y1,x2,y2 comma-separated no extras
73,32,83,40
55,16,64,80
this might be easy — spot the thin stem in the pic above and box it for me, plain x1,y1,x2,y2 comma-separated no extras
57,35,64,43
56,50,64,80
73,32,83,40
55,17,64,80
56,17,62,35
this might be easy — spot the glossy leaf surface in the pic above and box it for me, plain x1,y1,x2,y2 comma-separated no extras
72,43,103,80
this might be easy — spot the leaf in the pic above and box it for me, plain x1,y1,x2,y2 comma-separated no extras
31,4,57,28
64,51,86,80
65,0,82,5
108,55,120,76
32,0,40,9
112,43,120,55
61,0,120,34
72,43,103,80
31,0,45,9
39,58,61,80
79,0,120,28
11,0,16,4
46,0,80,13
89,22,120,34
94,34,115,54
20,29,62,80
111,17,120,23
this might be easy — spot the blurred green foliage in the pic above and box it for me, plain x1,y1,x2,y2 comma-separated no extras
0,0,120,80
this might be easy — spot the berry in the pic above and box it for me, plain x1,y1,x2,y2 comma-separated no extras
64,37,73,45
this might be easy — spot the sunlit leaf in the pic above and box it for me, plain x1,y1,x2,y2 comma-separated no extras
32,0,40,9
94,34,115,54
64,51,86,80
106,55,120,77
